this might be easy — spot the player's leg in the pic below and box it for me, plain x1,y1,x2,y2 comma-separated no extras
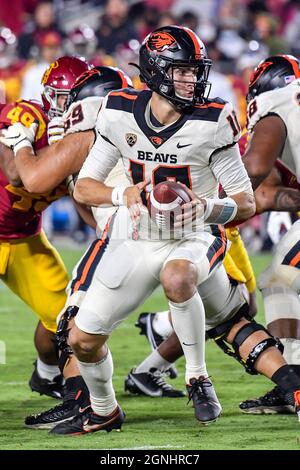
133,229,257,384
240,221,300,414
0,232,68,399
135,310,178,378
127,253,249,400
160,232,226,424
51,238,160,435
25,237,110,428
202,267,300,420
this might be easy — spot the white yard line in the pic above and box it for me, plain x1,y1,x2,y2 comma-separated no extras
107,445,185,450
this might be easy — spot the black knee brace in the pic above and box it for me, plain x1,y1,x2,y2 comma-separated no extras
56,305,79,373
207,305,284,375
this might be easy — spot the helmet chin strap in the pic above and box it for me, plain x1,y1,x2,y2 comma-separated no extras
174,91,193,101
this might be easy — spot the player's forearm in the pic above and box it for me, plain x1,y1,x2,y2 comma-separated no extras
274,187,300,212
14,132,93,193
73,200,97,229
15,146,70,193
0,144,22,186
230,191,256,221
257,185,300,212
14,146,43,192
74,177,114,206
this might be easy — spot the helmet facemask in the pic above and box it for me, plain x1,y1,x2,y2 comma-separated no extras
169,62,211,106
42,86,69,119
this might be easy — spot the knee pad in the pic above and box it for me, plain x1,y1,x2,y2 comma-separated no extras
56,305,79,373
206,303,251,339
207,309,284,375
229,322,284,374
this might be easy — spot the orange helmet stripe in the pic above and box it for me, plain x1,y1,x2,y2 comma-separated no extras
279,54,300,78
182,27,201,57
117,70,128,88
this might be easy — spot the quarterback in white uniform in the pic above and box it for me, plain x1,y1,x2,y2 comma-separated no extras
240,54,300,414
69,26,255,430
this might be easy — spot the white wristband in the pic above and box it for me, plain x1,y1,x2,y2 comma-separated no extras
14,139,33,155
111,186,127,206
203,197,238,225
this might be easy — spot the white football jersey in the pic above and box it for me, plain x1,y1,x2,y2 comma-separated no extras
78,89,252,238
247,78,300,184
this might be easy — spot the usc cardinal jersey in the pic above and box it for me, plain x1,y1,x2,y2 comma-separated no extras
247,78,300,189
78,88,252,238
0,100,68,239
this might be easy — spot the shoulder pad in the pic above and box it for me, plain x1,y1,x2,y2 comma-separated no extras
106,88,140,112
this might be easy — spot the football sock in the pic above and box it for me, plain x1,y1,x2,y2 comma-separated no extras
272,364,300,393
36,358,60,381
169,291,207,383
77,348,117,416
135,349,172,374
64,376,88,401
153,310,173,338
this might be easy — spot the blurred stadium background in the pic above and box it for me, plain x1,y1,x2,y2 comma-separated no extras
1,0,299,251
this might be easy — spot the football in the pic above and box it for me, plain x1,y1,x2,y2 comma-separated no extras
148,180,191,230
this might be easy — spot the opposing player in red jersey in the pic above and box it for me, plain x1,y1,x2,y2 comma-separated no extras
0,56,89,400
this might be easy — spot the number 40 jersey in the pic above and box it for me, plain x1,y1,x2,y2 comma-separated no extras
78,89,252,236
0,100,67,239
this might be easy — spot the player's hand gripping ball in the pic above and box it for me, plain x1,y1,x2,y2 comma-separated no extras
148,180,191,230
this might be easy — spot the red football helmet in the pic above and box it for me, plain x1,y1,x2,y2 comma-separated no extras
41,56,90,118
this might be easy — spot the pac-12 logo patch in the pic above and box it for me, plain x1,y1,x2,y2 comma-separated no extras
125,133,137,147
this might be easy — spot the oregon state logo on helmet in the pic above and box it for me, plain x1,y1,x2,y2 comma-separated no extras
73,68,101,89
146,32,177,52
249,61,273,89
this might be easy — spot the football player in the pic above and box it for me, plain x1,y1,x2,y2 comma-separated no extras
1,66,136,430
0,56,89,400
39,26,300,434
236,55,300,415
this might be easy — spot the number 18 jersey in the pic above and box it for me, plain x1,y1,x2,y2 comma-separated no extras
79,89,252,237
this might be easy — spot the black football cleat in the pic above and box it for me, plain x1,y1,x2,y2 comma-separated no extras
50,405,125,435
186,377,222,425
124,368,185,398
135,312,178,379
239,386,294,415
280,388,300,420
295,391,300,422
25,380,90,429
29,361,64,400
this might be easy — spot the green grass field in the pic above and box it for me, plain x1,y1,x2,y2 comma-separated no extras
0,249,300,450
